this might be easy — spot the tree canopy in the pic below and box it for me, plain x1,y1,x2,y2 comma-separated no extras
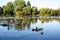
0,0,60,17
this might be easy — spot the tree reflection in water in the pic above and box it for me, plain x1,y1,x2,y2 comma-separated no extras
1,17,60,35
0,17,37,31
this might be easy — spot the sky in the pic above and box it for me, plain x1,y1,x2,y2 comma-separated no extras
0,0,14,6
0,0,60,9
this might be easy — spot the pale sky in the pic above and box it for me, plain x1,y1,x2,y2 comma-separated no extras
0,0,60,9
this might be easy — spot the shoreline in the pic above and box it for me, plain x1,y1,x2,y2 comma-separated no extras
0,16,60,19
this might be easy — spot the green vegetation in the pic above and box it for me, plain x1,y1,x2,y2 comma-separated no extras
0,0,60,17
3,2,14,16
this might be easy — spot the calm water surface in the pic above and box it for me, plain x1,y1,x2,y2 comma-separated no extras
0,18,60,40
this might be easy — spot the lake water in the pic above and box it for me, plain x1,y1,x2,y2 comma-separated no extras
0,17,60,40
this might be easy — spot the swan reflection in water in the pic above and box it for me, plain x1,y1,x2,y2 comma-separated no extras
32,27,43,35
32,21,44,35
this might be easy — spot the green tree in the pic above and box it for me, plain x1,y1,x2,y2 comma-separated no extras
14,0,26,17
45,8,51,16
31,7,38,16
14,0,26,8
27,1,31,6
57,8,60,16
50,9,55,16
3,2,14,16
39,8,45,16
0,7,3,16
14,6,23,18
22,6,31,15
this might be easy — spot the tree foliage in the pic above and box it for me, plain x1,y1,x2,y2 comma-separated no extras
27,1,31,6
3,2,14,16
0,0,60,17
0,7,3,16
31,7,38,16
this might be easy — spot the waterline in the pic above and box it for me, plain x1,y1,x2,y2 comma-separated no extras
0,16,60,19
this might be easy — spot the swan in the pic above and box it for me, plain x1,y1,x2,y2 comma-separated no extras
0,24,8,26
32,27,43,31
